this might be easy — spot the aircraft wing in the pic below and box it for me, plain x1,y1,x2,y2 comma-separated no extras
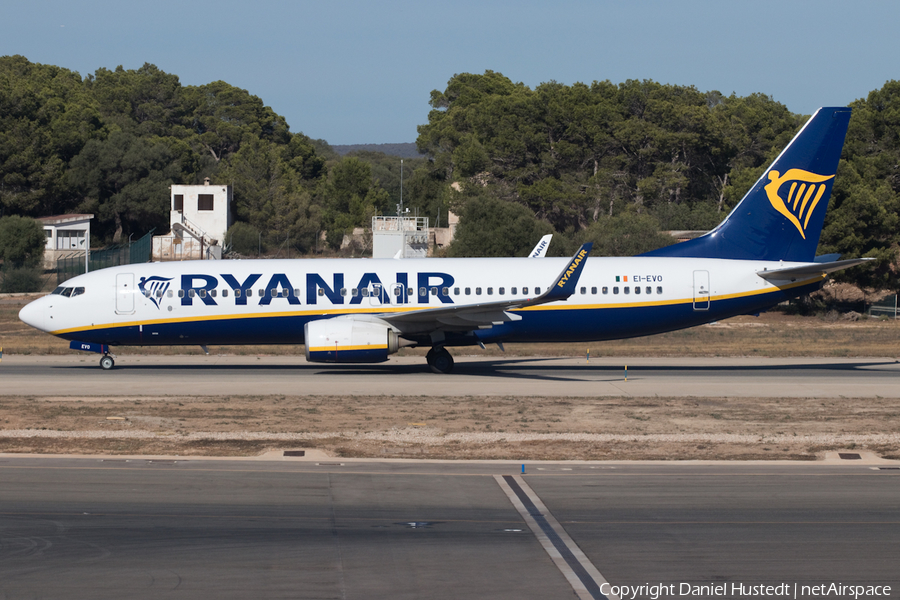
382,243,592,331
756,258,873,282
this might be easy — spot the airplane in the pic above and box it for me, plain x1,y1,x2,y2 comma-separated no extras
19,107,869,373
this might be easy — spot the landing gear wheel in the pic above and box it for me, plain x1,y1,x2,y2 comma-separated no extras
426,348,454,374
99,355,115,370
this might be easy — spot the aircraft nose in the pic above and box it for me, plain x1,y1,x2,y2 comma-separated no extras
18,298,48,332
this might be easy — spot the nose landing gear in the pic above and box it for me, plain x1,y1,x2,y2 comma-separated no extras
99,354,115,370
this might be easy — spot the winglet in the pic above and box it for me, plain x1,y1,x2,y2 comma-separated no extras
528,234,553,258
535,242,592,303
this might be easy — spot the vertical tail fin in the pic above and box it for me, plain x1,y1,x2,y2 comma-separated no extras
642,107,851,262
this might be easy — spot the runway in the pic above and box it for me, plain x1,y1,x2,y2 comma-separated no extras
0,456,897,599
1,354,900,397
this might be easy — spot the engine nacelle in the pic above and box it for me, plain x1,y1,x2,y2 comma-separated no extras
304,318,403,363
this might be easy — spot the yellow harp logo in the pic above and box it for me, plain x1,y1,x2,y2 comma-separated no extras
764,169,835,239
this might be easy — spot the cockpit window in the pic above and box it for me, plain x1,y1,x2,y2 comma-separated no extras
51,286,85,297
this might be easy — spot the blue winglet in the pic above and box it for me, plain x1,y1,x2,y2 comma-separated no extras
541,242,592,302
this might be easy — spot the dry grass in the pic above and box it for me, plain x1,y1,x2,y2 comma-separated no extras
1,394,899,461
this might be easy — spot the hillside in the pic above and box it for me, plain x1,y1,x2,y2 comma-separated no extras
332,143,422,158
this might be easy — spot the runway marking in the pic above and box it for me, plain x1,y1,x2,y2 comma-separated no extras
495,474,617,600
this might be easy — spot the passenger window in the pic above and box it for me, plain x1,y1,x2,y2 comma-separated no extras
591,287,597,294
234,289,241,298
361,288,369,297
393,287,401,296
188,289,196,298
199,289,207,298
373,284,381,295
270,289,278,297
613,287,619,295
453,287,460,295
317,288,324,296
602,287,608,294
487,287,493,295
522,287,528,295
222,289,229,298
155,289,163,298
341,288,348,297
624,287,630,294
72,287,85,297
351,288,358,297
535,287,541,294
167,290,173,298
407,288,414,297
419,287,426,297
258,289,264,298
499,287,505,295
211,289,217,298
142,289,151,298
646,286,651,294
465,287,471,295
442,287,449,296
657,286,663,294
580,287,586,295
430,287,438,296
178,289,185,298
634,286,641,295
247,289,252,297
476,287,482,295
511,287,517,295
294,289,300,297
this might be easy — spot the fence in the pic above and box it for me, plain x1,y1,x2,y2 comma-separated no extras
868,294,898,319
56,229,155,285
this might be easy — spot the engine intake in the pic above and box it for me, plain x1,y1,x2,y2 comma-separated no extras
304,319,406,363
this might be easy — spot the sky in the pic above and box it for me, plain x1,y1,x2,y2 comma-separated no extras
2,0,899,145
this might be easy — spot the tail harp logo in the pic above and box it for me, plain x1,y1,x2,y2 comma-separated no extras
764,169,835,239
138,276,172,309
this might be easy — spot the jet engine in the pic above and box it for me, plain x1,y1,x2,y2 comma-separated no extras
304,318,408,363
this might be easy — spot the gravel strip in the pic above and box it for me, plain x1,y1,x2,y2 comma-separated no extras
3,428,899,446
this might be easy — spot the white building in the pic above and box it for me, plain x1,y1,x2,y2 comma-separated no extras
152,179,233,260
39,214,93,269
371,216,429,258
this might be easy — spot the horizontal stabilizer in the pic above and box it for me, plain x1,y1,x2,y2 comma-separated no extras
756,258,873,282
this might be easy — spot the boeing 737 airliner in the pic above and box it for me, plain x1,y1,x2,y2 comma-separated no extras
19,107,868,373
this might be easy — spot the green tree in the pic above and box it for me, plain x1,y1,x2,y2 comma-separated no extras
220,134,322,253
0,56,102,216
577,212,675,256
448,191,553,257
318,157,390,249
69,130,177,242
0,215,45,267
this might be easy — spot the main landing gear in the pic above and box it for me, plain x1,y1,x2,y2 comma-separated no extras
425,347,454,374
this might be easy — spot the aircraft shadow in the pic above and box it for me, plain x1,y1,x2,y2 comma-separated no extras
53,357,900,383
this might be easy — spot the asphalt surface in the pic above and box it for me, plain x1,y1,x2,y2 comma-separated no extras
0,457,897,599
2,355,900,397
